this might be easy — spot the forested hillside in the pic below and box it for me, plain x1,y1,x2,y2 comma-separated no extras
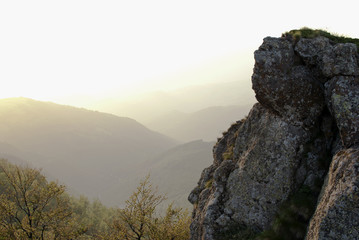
0,160,190,239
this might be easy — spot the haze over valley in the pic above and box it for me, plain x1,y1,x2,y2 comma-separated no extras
1,1,359,234
0,95,244,208
89,80,255,142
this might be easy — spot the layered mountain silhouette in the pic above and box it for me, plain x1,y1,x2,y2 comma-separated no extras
0,98,178,205
0,97,213,207
88,81,254,142
146,105,252,142
143,140,214,208
89,81,255,124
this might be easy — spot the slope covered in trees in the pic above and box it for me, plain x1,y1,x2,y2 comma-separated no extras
0,159,87,239
0,160,190,239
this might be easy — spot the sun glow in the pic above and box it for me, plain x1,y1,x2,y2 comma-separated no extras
1,0,358,107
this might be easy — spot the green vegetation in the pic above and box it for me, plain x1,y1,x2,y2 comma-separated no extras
223,145,234,160
215,223,257,240
254,185,319,240
205,178,214,189
0,160,191,240
212,183,322,240
105,175,191,240
0,159,84,239
69,197,115,239
282,27,359,50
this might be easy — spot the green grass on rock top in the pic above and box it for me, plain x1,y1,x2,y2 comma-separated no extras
282,27,359,50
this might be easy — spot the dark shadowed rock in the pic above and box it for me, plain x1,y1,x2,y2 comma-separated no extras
252,38,325,127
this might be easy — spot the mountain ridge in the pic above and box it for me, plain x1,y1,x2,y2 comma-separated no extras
146,105,252,142
0,97,178,206
90,80,255,124
0,97,217,209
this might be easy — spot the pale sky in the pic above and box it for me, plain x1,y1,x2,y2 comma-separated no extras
1,0,358,106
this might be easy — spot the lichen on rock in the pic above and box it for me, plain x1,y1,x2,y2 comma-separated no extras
189,28,359,240
325,76,359,147
252,37,324,127
306,148,359,240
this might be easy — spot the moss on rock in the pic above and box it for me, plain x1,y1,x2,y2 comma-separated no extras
282,27,359,50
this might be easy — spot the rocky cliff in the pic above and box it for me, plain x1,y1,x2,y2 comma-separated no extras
188,29,359,240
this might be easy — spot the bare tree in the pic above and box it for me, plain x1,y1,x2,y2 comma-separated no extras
108,175,190,240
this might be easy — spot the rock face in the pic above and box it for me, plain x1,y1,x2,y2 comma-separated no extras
189,32,359,240
306,148,359,240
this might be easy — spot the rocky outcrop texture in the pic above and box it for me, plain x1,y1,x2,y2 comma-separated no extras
189,29,359,240
306,148,359,239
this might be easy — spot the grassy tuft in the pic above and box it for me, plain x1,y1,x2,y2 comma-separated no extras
222,145,234,160
205,178,214,189
282,27,359,50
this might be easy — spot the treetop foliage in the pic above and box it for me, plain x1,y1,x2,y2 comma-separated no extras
0,160,191,240
0,159,83,239
106,175,190,240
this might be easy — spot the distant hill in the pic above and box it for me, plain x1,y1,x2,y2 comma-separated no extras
0,98,177,206
89,81,256,124
0,141,30,166
147,140,214,209
146,105,252,142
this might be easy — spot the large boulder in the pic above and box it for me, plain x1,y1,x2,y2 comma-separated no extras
252,37,324,127
189,31,359,240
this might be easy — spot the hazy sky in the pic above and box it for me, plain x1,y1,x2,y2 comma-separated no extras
1,0,358,105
